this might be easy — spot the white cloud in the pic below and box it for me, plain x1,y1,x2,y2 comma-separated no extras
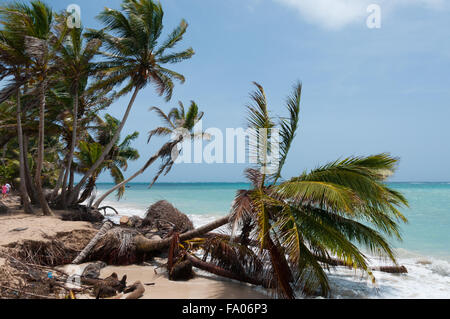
274,0,445,30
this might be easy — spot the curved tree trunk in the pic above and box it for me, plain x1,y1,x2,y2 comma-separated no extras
77,175,97,204
265,235,295,299
186,254,263,286
61,83,79,208
93,136,182,209
72,220,114,264
68,87,140,206
34,81,53,216
49,159,66,203
135,214,230,252
16,88,33,214
93,154,159,209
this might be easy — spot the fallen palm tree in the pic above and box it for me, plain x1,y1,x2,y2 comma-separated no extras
71,200,230,266
72,221,114,264
71,199,408,298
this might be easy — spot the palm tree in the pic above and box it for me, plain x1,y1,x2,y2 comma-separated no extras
47,73,115,204
75,114,140,204
0,26,33,213
93,100,205,209
0,0,64,215
194,82,408,298
54,22,102,207
69,0,194,206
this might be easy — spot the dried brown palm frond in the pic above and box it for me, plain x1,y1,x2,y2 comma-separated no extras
198,235,266,285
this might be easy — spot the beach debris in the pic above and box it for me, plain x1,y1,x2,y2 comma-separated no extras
145,232,162,241
89,228,143,265
144,200,194,233
166,232,194,281
371,265,408,274
120,215,144,228
81,261,107,279
97,206,120,216
10,227,28,232
313,255,408,274
109,280,146,299
170,259,194,281
72,220,114,264
120,216,130,226
66,290,76,299
61,206,104,222
92,272,127,299
123,281,145,299
8,238,79,266
135,214,231,253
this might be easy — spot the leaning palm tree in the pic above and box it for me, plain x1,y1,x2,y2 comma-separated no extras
93,100,205,209
75,114,140,204
190,82,408,298
0,0,64,215
69,0,194,206
54,22,102,208
0,25,33,213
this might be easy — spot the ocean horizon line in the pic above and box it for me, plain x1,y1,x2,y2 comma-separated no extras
91,181,450,185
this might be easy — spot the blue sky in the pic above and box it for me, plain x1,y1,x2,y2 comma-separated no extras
45,0,450,182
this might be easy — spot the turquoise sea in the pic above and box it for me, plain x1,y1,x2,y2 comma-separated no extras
96,182,450,298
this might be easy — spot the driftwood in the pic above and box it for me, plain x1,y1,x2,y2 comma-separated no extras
110,280,146,299
371,265,408,274
315,255,408,274
72,220,114,264
91,272,127,299
123,281,145,299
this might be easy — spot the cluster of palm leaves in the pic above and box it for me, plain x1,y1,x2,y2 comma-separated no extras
0,0,194,213
187,82,409,298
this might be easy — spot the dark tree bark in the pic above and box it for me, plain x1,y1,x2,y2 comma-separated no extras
61,81,79,208
23,134,39,205
186,254,263,286
15,88,33,214
34,81,53,215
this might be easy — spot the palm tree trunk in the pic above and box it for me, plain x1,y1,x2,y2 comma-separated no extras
68,87,140,206
72,220,114,264
265,235,295,299
135,214,230,252
185,254,263,286
49,160,66,203
93,136,182,209
61,82,79,208
16,88,33,214
77,176,97,204
34,82,53,216
23,134,39,205
68,166,75,194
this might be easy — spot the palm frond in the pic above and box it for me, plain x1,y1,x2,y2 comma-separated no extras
272,82,302,184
